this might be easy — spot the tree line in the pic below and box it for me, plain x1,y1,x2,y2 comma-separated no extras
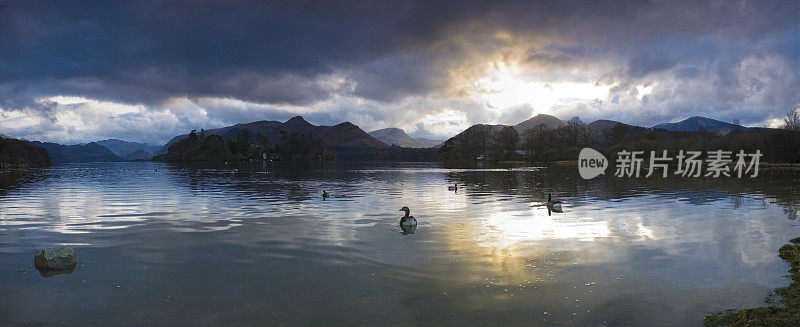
0,136,53,168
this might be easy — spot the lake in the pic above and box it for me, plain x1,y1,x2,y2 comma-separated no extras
2,161,800,326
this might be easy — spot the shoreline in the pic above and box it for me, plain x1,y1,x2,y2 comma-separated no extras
705,237,800,326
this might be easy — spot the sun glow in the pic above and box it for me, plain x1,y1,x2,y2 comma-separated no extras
474,63,611,114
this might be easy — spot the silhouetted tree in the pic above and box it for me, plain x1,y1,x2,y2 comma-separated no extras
731,118,744,134
490,126,520,160
785,109,800,132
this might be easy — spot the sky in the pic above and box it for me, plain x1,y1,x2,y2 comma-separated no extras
1,0,799,145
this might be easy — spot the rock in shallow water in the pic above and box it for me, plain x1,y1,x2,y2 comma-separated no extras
38,265,75,278
34,247,77,270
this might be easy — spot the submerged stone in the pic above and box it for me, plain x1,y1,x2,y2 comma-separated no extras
38,264,75,278
34,247,77,270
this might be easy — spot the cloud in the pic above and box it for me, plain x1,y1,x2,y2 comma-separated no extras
1,0,800,144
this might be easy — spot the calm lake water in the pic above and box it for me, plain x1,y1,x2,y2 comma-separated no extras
2,161,800,326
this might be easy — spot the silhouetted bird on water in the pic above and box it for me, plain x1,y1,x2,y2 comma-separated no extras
546,193,563,215
546,193,562,210
399,206,417,227
399,206,417,235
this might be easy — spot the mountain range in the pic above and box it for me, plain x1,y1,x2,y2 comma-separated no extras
442,114,757,145
30,142,123,164
157,116,389,154
9,114,764,164
22,141,158,164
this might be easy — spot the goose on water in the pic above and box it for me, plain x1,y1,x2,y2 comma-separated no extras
399,206,417,227
546,193,562,210
448,183,458,191
322,191,330,199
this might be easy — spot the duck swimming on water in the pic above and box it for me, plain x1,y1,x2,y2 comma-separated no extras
448,183,458,191
399,206,417,227
322,190,330,199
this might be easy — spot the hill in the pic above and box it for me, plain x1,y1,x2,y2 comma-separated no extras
369,128,428,148
313,121,388,149
513,114,566,133
158,116,388,154
439,114,568,159
31,142,122,163
438,123,515,160
0,136,53,167
97,139,160,157
652,116,746,134
586,119,627,133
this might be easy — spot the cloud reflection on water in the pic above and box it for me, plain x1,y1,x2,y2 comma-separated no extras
1,162,800,325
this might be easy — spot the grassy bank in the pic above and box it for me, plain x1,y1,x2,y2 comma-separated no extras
705,237,800,326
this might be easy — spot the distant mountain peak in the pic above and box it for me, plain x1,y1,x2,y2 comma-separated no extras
283,116,313,129
375,127,403,132
514,113,566,132
652,116,745,134
586,119,627,132
286,115,309,123
369,127,428,148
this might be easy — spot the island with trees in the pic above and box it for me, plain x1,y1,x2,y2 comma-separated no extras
160,129,336,163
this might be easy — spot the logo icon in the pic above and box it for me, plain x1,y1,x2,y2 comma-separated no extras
578,148,608,179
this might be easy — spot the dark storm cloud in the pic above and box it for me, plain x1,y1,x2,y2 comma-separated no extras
1,0,800,143
0,0,495,106
1,0,797,103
